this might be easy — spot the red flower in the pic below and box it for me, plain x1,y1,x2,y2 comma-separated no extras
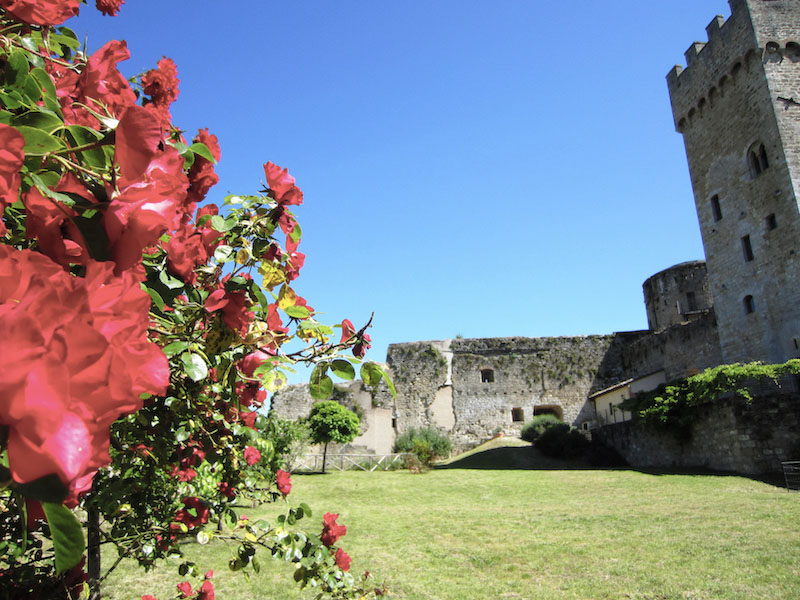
197,579,215,600
340,319,357,344
218,481,236,499
263,162,303,206
0,124,25,235
104,146,188,272
276,469,292,496
95,0,123,16
141,57,179,128
115,105,163,182
165,224,207,284
55,40,137,128
186,129,221,209
238,350,272,378
174,497,209,529
335,548,352,571
141,596,159,600
320,512,346,547
244,446,261,466
0,0,80,26
0,248,168,501
176,581,193,598
23,175,92,268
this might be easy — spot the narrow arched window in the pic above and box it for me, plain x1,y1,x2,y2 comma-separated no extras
748,142,769,178
744,295,755,314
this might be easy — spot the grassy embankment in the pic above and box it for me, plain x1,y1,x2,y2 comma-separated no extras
102,442,800,600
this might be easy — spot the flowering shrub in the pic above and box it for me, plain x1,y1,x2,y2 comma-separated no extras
0,1,389,598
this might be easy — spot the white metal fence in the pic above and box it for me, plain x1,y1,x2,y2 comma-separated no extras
292,453,409,473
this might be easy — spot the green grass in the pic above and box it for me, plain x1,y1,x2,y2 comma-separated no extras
101,448,800,600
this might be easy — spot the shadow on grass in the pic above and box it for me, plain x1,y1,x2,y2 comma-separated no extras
434,444,788,488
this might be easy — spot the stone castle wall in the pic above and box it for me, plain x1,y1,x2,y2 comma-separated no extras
593,389,800,475
642,261,713,331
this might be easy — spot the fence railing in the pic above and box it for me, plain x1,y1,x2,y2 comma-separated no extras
291,453,410,473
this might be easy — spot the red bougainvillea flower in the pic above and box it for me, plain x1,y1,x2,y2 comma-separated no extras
320,512,347,547
23,174,93,268
141,57,179,129
263,162,303,206
238,350,272,378
0,124,25,235
176,581,193,598
165,223,207,284
244,446,261,466
174,497,210,529
0,248,168,501
335,548,352,571
54,40,137,128
218,481,236,499
340,319,357,344
0,0,80,26
115,105,163,182
276,469,292,496
95,0,123,16
185,128,221,211
197,578,215,600
105,146,188,272
141,595,158,600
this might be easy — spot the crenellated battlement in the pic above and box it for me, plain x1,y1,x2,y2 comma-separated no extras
666,0,800,133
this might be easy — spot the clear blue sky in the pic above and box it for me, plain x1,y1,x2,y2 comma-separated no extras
69,1,731,382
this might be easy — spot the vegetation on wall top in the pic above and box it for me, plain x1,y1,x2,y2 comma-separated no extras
621,360,800,434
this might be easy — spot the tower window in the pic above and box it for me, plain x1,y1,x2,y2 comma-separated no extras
710,195,722,221
741,235,754,262
686,291,698,312
744,295,755,314
511,408,524,422
766,213,777,230
480,369,494,383
748,142,769,178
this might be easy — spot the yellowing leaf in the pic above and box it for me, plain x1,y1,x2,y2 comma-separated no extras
278,285,297,310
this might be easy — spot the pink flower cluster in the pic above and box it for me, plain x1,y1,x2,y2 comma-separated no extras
0,247,168,502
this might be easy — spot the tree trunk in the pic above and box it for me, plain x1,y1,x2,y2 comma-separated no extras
87,501,101,600
322,442,328,474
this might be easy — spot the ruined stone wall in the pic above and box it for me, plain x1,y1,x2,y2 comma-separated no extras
622,311,723,381
593,389,800,475
667,0,800,364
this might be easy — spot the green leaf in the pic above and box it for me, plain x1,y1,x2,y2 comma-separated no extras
162,341,191,358
331,360,356,381
15,473,68,503
189,142,216,163
309,363,332,399
11,109,62,133
285,305,310,319
158,268,185,290
289,221,302,244
181,352,208,382
142,285,165,311
211,215,234,232
16,125,65,155
65,125,105,169
42,503,85,574
28,173,75,206
360,362,383,387
213,245,234,263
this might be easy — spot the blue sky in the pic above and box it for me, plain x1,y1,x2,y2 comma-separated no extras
69,1,731,382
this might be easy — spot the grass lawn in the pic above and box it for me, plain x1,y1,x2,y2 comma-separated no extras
102,445,800,600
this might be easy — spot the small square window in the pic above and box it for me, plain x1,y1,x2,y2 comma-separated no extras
766,213,777,230
480,369,494,383
686,291,698,312
511,408,524,422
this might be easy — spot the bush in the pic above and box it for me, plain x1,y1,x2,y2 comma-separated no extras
534,423,590,459
520,414,563,443
393,427,452,465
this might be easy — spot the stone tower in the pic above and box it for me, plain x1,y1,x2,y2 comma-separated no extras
667,0,800,364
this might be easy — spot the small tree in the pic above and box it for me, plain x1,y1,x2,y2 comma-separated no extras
308,401,361,473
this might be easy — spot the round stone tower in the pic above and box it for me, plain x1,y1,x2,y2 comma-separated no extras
643,260,713,331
